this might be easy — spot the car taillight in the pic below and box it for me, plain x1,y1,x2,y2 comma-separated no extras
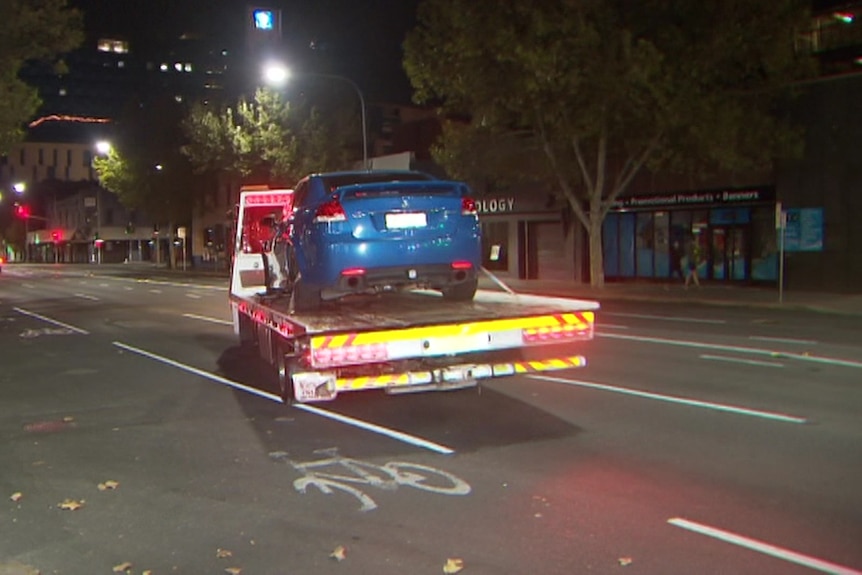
451,261,473,270
340,267,366,276
314,199,347,223
461,197,477,216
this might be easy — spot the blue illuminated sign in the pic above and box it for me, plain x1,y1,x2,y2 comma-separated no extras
253,9,274,31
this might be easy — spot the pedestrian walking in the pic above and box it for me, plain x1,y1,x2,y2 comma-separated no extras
684,237,701,289
669,239,684,281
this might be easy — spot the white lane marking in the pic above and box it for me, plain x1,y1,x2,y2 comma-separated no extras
599,332,862,369
74,293,100,301
149,289,162,294
699,354,785,368
293,404,455,455
597,323,629,330
185,293,202,299
528,375,808,424
668,518,862,575
749,335,818,346
113,341,280,402
13,307,89,335
603,312,726,325
182,313,233,326
112,341,454,454
123,286,133,291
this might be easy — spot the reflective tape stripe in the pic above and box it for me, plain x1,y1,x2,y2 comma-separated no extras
330,355,586,392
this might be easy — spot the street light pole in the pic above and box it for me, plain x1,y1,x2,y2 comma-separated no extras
262,63,369,169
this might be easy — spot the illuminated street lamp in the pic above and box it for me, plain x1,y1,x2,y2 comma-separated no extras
262,61,368,169
93,141,112,263
13,182,26,194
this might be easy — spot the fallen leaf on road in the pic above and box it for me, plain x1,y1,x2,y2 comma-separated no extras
58,499,85,510
618,557,633,566
225,568,242,575
330,545,347,561
112,562,133,572
0,562,40,575
10,492,23,502
98,480,120,491
216,548,233,558
443,558,464,573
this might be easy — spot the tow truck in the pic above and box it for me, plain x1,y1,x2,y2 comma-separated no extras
229,185,599,403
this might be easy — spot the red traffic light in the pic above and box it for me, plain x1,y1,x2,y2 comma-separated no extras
51,230,62,242
14,203,31,219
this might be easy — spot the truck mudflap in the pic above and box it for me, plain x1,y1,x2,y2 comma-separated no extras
291,354,587,403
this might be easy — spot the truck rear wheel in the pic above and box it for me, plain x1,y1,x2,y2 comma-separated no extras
275,344,296,404
238,313,257,348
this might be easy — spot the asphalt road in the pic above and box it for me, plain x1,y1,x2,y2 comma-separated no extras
2,264,861,575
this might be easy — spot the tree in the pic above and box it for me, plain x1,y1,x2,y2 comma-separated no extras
404,0,815,286
93,96,198,268
0,0,83,153
181,87,357,185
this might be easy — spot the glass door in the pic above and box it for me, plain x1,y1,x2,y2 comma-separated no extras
710,226,749,281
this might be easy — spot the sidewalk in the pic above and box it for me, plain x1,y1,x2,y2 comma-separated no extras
479,275,862,317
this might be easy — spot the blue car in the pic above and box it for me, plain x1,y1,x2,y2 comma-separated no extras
282,170,481,310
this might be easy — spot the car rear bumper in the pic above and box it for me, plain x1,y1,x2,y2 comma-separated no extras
326,262,478,297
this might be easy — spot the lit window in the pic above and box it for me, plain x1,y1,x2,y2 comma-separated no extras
117,60,125,68
97,38,129,53
174,62,183,72
59,88,67,96
160,63,169,72
184,63,193,72
253,9,274,30
175,95,183,103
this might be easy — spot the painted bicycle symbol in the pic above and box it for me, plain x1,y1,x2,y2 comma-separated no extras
271,448,471,512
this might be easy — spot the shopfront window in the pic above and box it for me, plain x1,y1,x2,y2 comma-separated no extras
636,212,654,277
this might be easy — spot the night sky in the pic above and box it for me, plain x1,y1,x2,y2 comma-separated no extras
69,0,422,102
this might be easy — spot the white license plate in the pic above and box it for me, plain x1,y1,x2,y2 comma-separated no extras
292,373,336,402
385,212,427,229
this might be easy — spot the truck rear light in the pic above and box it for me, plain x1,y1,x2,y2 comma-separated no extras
312,342,388,368
522,323,592,343
451,261,473,270
340,267,367,277
461,197,477,215
314,199,347,223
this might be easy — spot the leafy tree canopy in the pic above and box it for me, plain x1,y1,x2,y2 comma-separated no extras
0,0,83,153
93,95,198,264
181,87,359,185
404,0,815,285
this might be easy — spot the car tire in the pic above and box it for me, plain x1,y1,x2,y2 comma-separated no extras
441,278,478,301
291,277,321,312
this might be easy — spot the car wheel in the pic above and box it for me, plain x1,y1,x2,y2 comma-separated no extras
441,278,478,301
291,277,321,312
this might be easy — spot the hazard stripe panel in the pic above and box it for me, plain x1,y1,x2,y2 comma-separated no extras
331,355,587,393
311,312,595,349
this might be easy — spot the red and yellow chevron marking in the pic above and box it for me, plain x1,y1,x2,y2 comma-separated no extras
331,355,587,392
311,312,595,350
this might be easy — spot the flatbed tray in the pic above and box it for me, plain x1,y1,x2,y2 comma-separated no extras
246,289,599,335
